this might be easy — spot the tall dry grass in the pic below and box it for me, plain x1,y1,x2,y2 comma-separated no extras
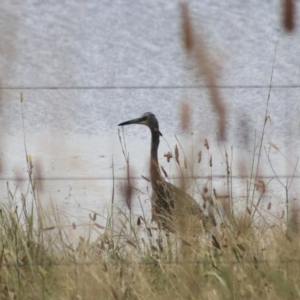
0,2,299,300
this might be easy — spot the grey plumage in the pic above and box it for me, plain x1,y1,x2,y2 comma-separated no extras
118,112,212,232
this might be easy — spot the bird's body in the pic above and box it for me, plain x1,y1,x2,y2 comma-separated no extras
118,112,210,231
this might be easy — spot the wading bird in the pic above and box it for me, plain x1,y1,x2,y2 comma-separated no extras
118,112,213,232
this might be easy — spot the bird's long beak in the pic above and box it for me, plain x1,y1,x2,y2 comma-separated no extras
118,116,163,136
118,116,146,126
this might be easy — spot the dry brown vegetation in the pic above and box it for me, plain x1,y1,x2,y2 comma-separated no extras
2,155,300,300
0,2,299,300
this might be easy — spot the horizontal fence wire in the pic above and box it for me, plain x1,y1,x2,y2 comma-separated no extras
0,175,300,181
1,258,300,269
1,84,300,90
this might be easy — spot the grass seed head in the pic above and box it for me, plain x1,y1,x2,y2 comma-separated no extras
175,145,180,164
180,99,191,131
198,150,202,163
161,165,168,178
120,169,134,211
184,158,188,169
282,0,295,32
141,175,150,182
204,139,209,149
268,141,279,151
164,151,172,162
255,180,266,195
213,188,217,199
89,213,97,221
180,2,195,51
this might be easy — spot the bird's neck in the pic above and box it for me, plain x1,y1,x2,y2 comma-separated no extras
150,130,161,185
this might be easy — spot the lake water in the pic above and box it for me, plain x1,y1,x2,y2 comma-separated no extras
1,1,300,229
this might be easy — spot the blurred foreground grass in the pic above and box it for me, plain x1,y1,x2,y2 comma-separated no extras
1,167,300,300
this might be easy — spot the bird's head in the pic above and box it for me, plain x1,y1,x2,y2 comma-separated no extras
118,112,162,136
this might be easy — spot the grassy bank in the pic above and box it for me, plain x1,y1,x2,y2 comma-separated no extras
1,179,300,300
